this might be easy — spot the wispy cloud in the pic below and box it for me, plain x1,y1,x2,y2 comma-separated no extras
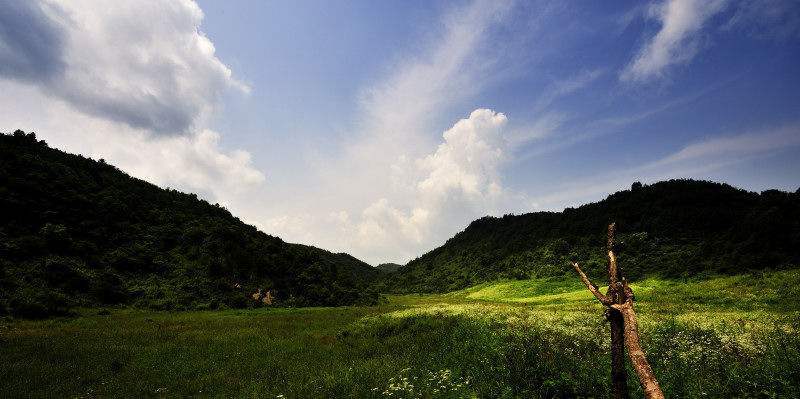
621,0,728,82
530,122,800,210
533,68,606,112
353,0,514,155
502,68,606,147
506,112,567,147
646,123,800,169
513,76,735,162
722,0,800,39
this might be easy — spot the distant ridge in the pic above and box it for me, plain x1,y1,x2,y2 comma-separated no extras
0,130,380,318
387,179,800,293
376,263,403,273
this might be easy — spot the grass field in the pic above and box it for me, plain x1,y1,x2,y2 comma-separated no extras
2,270,799,398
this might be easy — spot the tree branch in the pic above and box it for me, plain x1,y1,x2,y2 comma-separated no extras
607,222,619,288
571,262,612,306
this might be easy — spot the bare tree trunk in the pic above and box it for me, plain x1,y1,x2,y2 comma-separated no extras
572,223,664,399
609,308,628,398
607,224,629,399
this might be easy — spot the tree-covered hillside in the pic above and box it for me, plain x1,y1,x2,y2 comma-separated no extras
376,263,403,273
388,180,800,293
0,130,380,318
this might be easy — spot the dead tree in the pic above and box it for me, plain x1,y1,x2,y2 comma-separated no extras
571,223,664,399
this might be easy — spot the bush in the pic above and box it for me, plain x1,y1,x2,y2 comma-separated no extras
9,288,70,318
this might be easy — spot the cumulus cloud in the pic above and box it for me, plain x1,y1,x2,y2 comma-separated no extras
0,1,263,210
0,0,247,135
107,129,266,199
90,130,264,202
259,109,522,263
621,0,728,82
0,81,264,203
417,109,507,200
341,109,525,262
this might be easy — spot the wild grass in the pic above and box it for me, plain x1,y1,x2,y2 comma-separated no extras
2,270,799,398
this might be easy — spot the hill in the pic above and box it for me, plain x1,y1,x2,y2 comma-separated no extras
0,130,380,318
387,179,800,293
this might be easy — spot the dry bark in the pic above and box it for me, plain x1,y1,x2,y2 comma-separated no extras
606,223,629,399
612,279,664,399
609,304,628,399
571,223,664,399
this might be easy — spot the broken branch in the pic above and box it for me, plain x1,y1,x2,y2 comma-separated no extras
571,261,612,306
612,300,665,399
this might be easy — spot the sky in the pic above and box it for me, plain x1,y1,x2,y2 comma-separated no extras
1,0,799,265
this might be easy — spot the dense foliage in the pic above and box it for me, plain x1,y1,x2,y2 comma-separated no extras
388,179,800,292
0,130,380,318
376,263,403,273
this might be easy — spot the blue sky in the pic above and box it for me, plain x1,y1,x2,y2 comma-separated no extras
0,0,798,263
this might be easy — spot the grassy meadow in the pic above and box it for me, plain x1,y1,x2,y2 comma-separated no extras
2,270,800,398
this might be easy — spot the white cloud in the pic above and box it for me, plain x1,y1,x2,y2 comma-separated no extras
0,81,264,203
104,129,265,199
417,109,507,199
513,78,730,163
343,109,524,262
258,108,527,263
0,0,248,135
502,69,605,149
621,0,728,82
0,1,263,208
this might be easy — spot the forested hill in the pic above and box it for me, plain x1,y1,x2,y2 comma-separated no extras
0,130,379,318
387,180,800,293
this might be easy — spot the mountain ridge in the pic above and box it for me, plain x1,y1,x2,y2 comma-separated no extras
385,179,800,292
